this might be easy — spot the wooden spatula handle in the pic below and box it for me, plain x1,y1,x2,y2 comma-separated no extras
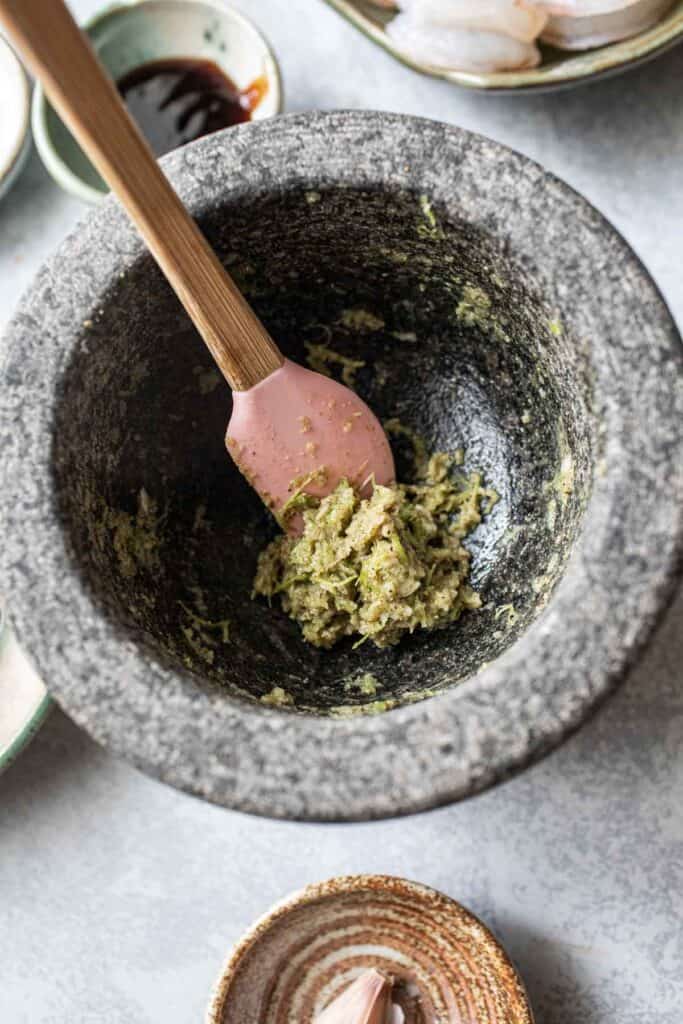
0,0,284,391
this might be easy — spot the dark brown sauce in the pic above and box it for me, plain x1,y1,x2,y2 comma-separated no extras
117,58,268,158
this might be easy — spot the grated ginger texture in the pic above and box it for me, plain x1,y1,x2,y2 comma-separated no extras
253,453,497,649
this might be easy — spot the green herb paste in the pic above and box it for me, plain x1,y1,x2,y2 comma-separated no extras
253,453,497,649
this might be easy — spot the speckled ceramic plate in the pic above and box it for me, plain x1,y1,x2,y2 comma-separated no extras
207,876,534,1024
324,0,683,91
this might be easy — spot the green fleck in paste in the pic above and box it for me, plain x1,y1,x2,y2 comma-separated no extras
180,603,231,643
390,330,418,343
344,672,381,696
330,699,397,717
97,488,163,579
548,318,563,338
179,600,231,665
279,467,329,525
417,194,443,239
253,452,498,650
304,342,365,390
494,603,519,628
261,687,294,707
544,425,575,508
456,286,492,328
181,625,215,665
339,308,385,333
401,688,438,705
379,248,410,265
555,455,575,505
532,552,561,596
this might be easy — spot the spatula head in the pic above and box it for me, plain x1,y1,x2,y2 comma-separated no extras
227,359,395,526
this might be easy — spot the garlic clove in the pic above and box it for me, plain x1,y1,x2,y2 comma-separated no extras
314,969,393,1024
387,1005,405,1024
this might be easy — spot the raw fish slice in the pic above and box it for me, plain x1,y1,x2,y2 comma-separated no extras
387,15,541,70
397,0,547,42
533,0,675,47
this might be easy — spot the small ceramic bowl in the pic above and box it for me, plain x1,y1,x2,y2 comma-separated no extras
0,34,31,201
207,875,534,1024
0,602,51,774
31,0,282,203
325,0,683,91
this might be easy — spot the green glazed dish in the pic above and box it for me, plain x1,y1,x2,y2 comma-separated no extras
0,603,51,775
324,0,683,91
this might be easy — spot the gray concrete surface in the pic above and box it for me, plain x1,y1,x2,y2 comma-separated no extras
1,2,682,1021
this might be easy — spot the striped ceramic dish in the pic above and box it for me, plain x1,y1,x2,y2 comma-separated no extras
207,875,533,1024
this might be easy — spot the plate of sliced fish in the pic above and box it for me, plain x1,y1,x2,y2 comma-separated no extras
324,0,683,89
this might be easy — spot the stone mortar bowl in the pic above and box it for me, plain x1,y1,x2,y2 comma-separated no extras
1,112,682,820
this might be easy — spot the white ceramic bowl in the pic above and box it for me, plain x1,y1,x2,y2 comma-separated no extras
32,0,282,203
0,34,31,201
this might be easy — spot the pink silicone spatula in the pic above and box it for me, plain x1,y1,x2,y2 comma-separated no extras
0,0,395,524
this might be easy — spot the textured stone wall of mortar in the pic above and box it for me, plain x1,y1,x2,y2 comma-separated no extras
1,2,682,1021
